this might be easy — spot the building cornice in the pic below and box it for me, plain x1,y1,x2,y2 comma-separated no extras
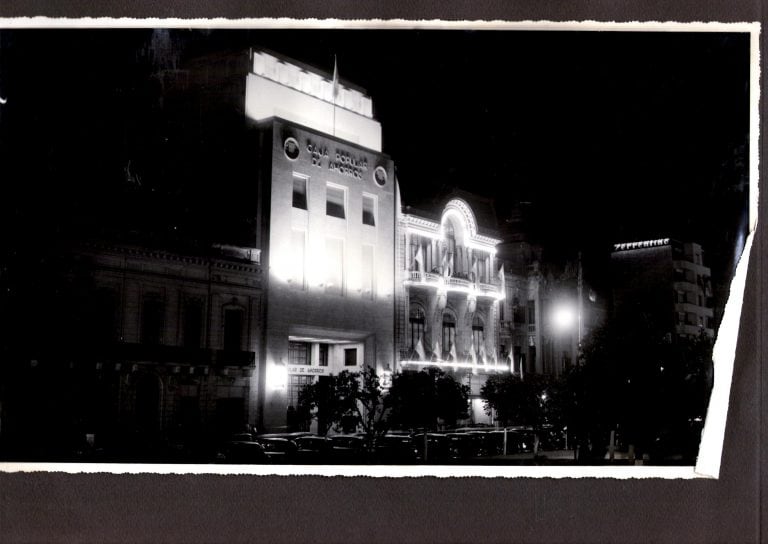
78,242,262,274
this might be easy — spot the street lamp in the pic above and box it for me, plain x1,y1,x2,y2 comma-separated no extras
548,300,580,374
552,303,577,334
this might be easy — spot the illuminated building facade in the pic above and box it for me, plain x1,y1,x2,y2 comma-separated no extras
395,193,506,424
611,238,715,339
245,51,396,430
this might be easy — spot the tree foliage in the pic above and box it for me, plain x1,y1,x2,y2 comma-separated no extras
297,370,359,436
297,367,393,446
480,373,554,431
388,367,469,430
564,314,714,459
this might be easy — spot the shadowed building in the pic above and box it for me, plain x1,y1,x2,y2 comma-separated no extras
0,239,263,460
611,238,715,339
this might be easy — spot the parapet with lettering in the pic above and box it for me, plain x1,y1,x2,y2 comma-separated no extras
245,50,382,152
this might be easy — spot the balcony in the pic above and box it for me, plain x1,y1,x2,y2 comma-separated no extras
477,282,500,298
403,271,502,299
445,276,471,290
400,358,511,374
93,342,256,368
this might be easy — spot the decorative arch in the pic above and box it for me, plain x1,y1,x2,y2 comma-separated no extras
441,198,479,240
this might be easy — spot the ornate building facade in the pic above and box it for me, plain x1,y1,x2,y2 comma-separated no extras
395,195,507,423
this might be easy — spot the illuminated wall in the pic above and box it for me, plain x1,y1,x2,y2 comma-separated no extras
259,119,396,430
245,51,382,152
396,197,505,425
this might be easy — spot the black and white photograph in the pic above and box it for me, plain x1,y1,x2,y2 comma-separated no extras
0,24,756,474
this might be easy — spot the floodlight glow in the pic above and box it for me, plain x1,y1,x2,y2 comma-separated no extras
552,304,576,333
267,363,288,391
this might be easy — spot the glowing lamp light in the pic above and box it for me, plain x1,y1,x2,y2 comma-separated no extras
267,363,288,391
552,304,576,333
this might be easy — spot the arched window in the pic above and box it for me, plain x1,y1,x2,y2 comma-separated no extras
442,311,457,359
472,315,485,359
444,221,456,275
408,305,425,350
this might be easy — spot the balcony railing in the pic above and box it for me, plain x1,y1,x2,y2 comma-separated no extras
84,342,256,368
404,271,502,299
477,282,499,297
408,271,443,283
400,358,511,373
445,276,471,289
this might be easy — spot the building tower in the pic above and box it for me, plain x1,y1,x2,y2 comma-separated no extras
245,50,397,431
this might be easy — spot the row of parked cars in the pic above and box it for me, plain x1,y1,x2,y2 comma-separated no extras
218,426,558,464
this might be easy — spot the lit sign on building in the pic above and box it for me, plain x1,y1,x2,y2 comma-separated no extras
306,139,369,180
287,365,330,375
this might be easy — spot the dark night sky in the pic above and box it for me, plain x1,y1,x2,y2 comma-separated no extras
0,28,751,294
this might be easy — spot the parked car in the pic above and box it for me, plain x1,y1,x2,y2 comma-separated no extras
418,433,451,463
328,434,366,463
375,434,422,464
255,437,299,463
294,436,333,464
505,428,536,454
537,425,567,450
465,431,496,457
257,432,313,441
220,439,267,464
444,433,475,461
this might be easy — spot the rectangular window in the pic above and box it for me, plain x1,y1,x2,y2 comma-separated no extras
442,322,456,359
361,244,374,299
326,184,346,219
513,346,522,368
223,308,244,351
527,300,536,325
513,306,525,324
318,344,329,367
288,374,314,408
472,328,484,357
141,296,164,345
410,317,425,351
325,238,344,295
292,174,308,210
344,348,357,367
288,341,311,365
182,299,203,349
93,289,118,342
362,194,376,226
528,345,536,372
290,230,306,287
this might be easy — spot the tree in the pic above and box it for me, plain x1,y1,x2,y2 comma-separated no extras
297,371,359,436
570,315,714,461
387,368,469,431
480,373,553,432
297,367,393,448
347,366,393,449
